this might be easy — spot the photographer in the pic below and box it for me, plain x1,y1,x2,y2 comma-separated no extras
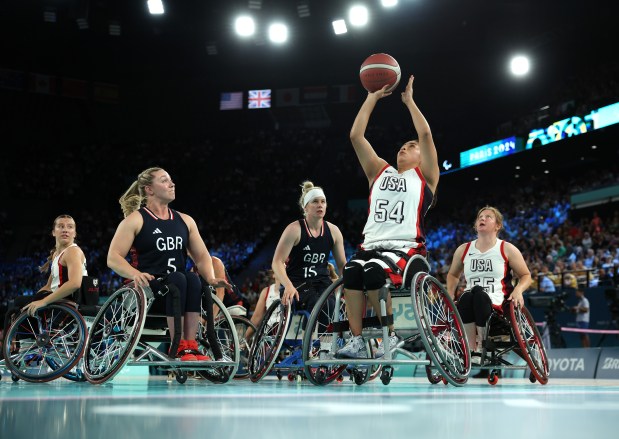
571,288,590,348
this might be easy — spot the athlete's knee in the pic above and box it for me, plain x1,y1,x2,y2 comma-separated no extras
342,261,364,290
362,261,388,290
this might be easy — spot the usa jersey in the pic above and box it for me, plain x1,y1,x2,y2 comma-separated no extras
461,239,513,305
130,207,189,277
362,165,434,250
286,219,334,287
50,244,88,292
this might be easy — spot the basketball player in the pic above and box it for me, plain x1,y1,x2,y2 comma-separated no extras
272,181,346,312
107,167,230,361
337,75,440,359
446,206,531,361
15,215,88,317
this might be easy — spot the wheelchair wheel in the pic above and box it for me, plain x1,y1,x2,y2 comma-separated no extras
411,272,470,386
195,293,240,384
509,302,549,385
232,316,256,380
301,278,348,386
83,286,147,384
2,304,87,383
248,299,291,383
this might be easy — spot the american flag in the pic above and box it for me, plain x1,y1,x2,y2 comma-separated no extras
220,91,243,110
248,89,271,109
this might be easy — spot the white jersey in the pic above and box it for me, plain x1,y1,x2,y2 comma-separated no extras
50,244,88,292
362,165,434,250
461,239,513,305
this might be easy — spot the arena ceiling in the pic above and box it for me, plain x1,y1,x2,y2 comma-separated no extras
1,1,617,149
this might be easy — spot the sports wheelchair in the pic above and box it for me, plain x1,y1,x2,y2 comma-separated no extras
301,255,471,387
247,298,313,383
473,301,549,385
81,281,240,384
1,276,99,383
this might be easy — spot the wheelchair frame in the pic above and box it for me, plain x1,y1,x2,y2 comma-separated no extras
81,283,240,384
475,301,550,385
300,255,471,387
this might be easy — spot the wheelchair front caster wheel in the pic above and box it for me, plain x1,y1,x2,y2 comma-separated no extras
11,374,19,383
488,371,499,386
176,371,188,384
529,372,537,383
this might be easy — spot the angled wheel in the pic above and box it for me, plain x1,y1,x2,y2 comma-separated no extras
411,273,470,386
195,293,240,383
509,302,549,385
83,286,147,384
301,278,348,386
248,299,291,382
231,316,256,380
2,304,87,383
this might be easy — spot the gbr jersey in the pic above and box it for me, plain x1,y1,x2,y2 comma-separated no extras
362,165,434,250
130,207,189,277
461,239,514,305
286,219,333,287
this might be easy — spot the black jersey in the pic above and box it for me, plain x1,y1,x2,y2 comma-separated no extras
286,219,334,287
130,207,189,277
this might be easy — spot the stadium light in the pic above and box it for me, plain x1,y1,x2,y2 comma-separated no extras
268,23,288,44
510,55,530,76
235,15,256,37
381,0,398,7
147,0,165,15
349,5,369,27
332,19,347,35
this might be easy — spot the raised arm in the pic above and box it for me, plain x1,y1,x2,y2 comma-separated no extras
350,86,390,185
401,75,439,193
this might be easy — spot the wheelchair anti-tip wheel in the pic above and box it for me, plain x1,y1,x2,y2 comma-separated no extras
248,299,291,383
83,285,147,384
509,301,549,385
411,272,470,386
2,303,87,383
301,278,348,386
195,293,240,383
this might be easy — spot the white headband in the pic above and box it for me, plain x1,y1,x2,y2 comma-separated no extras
303,188,326,207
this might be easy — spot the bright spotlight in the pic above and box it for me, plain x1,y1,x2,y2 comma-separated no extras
349,5,369,27
268,23,288,43
147,0,164,15
332,19,347,35
381,0,398,7
510,55,530,76
235,16,255,37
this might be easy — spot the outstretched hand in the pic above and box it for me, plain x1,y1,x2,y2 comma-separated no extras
208,277,232,290
401,75,414,105
370,83,393,100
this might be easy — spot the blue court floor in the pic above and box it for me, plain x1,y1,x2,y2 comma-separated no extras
2,370,619,439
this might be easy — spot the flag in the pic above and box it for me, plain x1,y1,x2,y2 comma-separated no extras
248,89,271,109
331,84,358,104
93,82,119,104
0,69,25,91
220,91,243,110
61,78,88,100
275,88,300,107
302,86,328,103
28,73,57,94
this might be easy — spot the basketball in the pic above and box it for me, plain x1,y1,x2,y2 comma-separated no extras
359,53,401,93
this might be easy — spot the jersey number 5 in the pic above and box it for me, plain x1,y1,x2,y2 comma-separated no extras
374,199,404,224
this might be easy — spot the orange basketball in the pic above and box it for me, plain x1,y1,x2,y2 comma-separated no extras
359,53,401,93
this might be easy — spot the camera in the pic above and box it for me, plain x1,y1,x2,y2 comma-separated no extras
527,290,569,314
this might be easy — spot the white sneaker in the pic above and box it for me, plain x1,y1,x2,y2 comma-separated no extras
374,332,401,358
335,335,368,359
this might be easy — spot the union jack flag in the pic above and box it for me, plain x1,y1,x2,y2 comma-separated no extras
248,89,271,109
